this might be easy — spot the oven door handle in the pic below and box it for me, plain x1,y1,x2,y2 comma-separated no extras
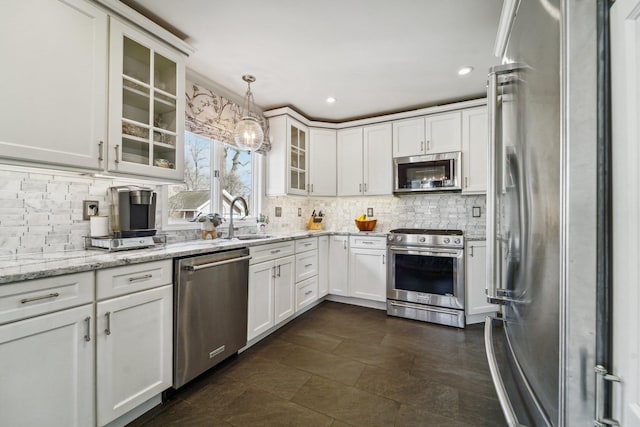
388,246,462,257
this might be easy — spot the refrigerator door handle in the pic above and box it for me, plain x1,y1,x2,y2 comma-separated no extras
484,317,524,427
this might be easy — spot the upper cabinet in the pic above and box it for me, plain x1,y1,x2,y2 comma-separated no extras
337,123,392,196
107,19,185,181
0,0,108,170
392,111,462,157
309,128,337,196
462,107,488,194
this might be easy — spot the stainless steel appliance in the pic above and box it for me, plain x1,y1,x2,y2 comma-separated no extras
393,151,461,193
386,229,465,328
484,0,601,425
110,185,157,237
173,248,251,389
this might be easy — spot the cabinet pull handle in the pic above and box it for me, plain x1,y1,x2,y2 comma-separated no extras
426,140,430,150
362,241,374,245
84,317,91,342
383,255,386,265
272,266,276,278
105,312,111,335
359,183,362,193
20,292,60,304
470,246,474,257
343,241,347,250
304,243,312,246
277,265,281,277
128,274,152,282
420,141,424,152
311,184,314,192
305,263,313,268
114,144,120,163
465,177,469,188
364,183,367,192
270,249,281,254
305,290,313,296
98,141,104,161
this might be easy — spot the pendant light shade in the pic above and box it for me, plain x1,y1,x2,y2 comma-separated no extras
233,75,264,151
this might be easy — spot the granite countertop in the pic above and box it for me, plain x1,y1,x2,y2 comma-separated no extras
0,230,390,285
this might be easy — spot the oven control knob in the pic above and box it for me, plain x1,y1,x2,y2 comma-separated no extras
454,238,461,244
387,235,393,241
443,238,451,244
419,237,426,243
395,235,403,242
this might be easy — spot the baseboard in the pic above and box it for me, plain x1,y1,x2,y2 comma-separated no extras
325,294,387,310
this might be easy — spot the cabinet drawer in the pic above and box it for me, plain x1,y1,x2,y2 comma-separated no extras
349,235,387,249
250,241,295,265
96,260,172,300
296,276,318,311
295,250,318,282
0,271,94,325
295,237,318,253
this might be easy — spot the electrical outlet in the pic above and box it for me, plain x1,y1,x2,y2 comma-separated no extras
367,208,374,217
297,208,302,217
472,206,481,218
275,207,282,217
83,200,99,220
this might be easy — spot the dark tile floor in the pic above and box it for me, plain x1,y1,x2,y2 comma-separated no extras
130,301,505,426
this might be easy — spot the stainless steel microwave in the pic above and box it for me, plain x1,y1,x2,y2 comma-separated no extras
393,151,462,193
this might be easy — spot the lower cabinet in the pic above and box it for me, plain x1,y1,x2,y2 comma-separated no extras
348,236,387,302
465,240,498,323
329,235,350,296
296,276,318,310
0,303,94,427
247,255,295,341
96,285,173,426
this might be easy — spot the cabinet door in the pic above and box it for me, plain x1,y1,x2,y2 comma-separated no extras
337,128,364,196
465,241,498,317
96,285,173,426
287,118,309,195
0,0,107,170
349,248,387,302
425,112,462,154
309,128,337,196
318,236,330,297
274,256,295,325
0,304,94,427
329,236,350,296
108,19,185,181
392,117,425,157
363,123,393,196
462,107,488,194
248,260,275,340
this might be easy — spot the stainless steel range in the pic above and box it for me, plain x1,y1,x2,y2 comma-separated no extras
386,228,465,328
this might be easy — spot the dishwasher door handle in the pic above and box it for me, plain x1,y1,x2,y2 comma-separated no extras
183,255,252,271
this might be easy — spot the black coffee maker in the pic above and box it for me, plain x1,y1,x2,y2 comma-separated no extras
110,186,157,237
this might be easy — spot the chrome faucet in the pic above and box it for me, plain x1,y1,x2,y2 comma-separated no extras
227,196,248,239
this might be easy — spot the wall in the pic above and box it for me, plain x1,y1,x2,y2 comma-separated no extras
263,193,486,238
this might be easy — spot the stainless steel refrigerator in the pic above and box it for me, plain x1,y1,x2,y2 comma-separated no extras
484,0,602,425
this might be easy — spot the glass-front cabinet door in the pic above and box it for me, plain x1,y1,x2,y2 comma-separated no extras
287,118,308,195
108,19,185,180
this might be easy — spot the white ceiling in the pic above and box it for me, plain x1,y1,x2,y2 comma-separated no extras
121,0,503,122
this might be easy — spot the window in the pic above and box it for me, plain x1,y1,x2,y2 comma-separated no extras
167,132,260,226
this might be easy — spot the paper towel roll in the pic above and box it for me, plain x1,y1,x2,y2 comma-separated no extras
90,216,109,237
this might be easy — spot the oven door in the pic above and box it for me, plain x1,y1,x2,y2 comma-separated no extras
387,245,465,310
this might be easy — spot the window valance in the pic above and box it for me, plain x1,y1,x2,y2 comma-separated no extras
185,80,271,154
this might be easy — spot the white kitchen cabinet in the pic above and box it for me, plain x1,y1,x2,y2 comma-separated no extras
318,236,330,297
462,106,488,194
337,124,392,196
96,284,173,426
108,18,185,181
392,112,462,157
266,116,309,195
348,236,387,302
0,0,107,171
248,255,296,340
296,276,318,311
465,240,498,323
329,235,350,296
309,128,337,196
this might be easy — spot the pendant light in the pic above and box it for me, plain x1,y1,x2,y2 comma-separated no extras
233,75,264,151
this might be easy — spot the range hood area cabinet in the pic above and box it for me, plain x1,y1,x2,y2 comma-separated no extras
0,0,108,171
266,116,337,196
392,111,462,158
337,123,393,196
0,0,186,182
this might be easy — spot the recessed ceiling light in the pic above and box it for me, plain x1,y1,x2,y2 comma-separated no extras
326,97,336,104
458,66,474,76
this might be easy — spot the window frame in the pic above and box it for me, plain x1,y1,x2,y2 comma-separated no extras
161,132,264,231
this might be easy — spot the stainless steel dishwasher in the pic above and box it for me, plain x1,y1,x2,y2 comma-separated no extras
173,248,250,388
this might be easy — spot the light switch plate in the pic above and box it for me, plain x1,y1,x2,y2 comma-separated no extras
367,208,374,217
472,206,481,218
297,208,302,217
275,207,282,217
83,200,99,220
